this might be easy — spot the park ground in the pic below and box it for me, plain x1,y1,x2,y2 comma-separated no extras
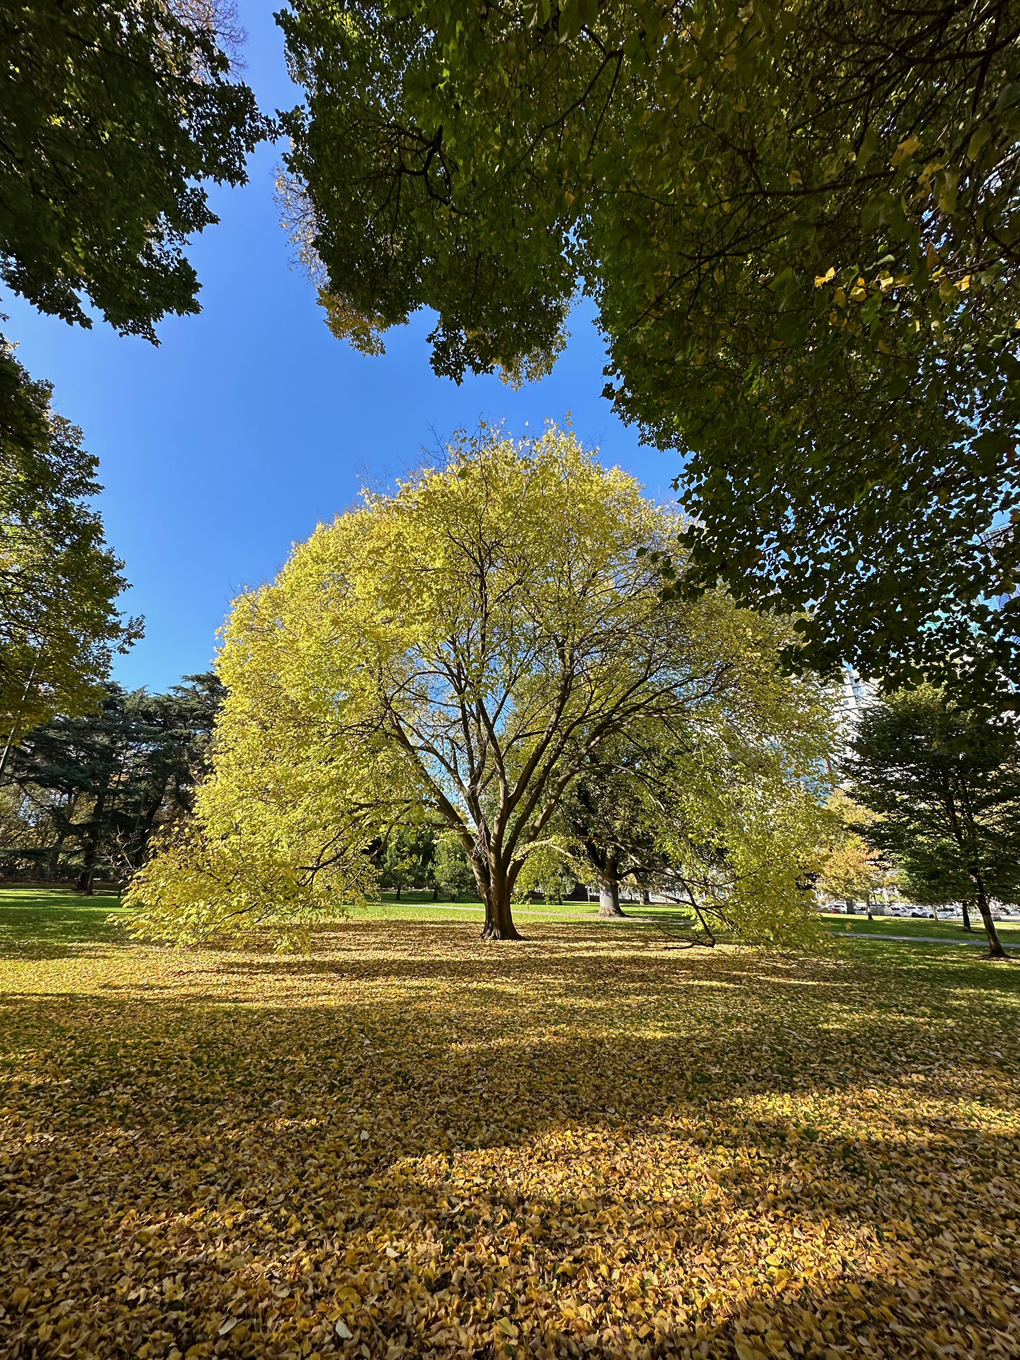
0,890,1017,1360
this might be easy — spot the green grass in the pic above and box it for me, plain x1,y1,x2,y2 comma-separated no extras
0,886,130,957
826,914,1020,947
2,886,1017,961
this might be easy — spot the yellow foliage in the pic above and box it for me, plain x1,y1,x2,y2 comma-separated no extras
0,914,1017,1358
818,791,894,902
129,426,840,946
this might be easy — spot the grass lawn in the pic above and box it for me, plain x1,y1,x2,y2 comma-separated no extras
0,890,1017,1359
825,916,1020,948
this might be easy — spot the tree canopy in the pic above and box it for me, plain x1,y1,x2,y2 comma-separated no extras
279,0,1020,691
0,673,224,889
1,0,272,339
127,426,837,944
849,684,1020,956
0,341,138,746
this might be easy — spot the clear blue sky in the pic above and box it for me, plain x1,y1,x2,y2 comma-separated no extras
4,2,679,694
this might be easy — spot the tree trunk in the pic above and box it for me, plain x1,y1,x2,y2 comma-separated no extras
598,879,626,918
961,899,973,932
640,889,651,906
475,859,522,940
432,887,438,901
969,870,1007,959
74,786,108,896
46,830,68,880
395,884,401,901
75,841,97,896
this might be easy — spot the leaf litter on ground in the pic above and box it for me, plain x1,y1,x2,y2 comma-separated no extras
0,920,1017,1359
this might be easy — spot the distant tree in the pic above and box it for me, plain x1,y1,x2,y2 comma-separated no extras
379,825,436,900
511,842,577,906
849,685,1020,957
556,711,836,944
894,834,979,931
433,835,476,901
817,793,895,918
0,342,138,751
0,0,272,339
555,746,655,919
0,673,224,890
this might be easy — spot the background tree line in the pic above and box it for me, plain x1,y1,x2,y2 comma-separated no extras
0,673,223,893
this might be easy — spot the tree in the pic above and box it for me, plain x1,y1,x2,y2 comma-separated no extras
0,341,138,751
510,840,577,905
817,792,895,917
1,0,272,339
378,824,436,899
433,834,476,901
849,685,1020,957
0,673,224,889
128,425,836,943
0,4,270,733
279,0,1020,693
555,745,655,918
558,698,837,935
894,832,980,930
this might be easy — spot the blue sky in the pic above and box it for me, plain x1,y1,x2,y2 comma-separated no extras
5,2,679,694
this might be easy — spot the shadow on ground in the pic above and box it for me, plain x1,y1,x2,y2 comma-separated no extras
0,919,1016,1359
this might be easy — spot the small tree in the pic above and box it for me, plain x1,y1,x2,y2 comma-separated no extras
849,685,1020,958
817,793,895,918
433,835,475,901
379,825,436,900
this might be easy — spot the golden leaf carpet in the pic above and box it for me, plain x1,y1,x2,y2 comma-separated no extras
0,921,1017,1360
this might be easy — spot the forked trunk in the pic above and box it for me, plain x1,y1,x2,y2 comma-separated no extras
969,871,1006,959
481,884,522,940
598,880,626,918
474,858,522,940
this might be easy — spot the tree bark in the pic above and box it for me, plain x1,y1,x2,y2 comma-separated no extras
75,841,97,896
640,889,651,906
46,829,68,880
475,859,522,940
598,879,626,918
961,899,973,932
969,870,1007,959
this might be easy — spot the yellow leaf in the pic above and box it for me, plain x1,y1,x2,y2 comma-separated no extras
891,134,921,167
